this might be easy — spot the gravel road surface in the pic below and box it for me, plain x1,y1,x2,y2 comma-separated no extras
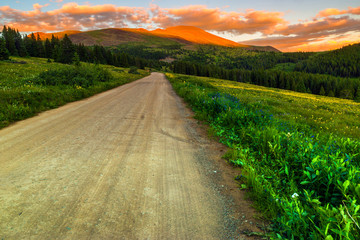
0,73,263,239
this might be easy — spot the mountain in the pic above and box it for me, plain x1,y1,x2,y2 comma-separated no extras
30,30,82,40
150,26,246,47
32,26,244,47
31,26,276,50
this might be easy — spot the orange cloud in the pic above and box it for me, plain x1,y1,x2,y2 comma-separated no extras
0,3,149,32
0,3,359,52
151,5,360,51
349,6,360,14
317,8,347,18
276,16,360,36
151,5,287,35
316,6,360,17
241,29,360,52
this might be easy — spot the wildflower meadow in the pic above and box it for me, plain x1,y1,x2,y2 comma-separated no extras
167,73,360,239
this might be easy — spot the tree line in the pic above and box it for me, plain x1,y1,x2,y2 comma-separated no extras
0,26,166,70
180,45,314,70
294,43,360,78
171,60,360,100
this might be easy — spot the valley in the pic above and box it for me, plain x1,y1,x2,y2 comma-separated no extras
1,23,360,239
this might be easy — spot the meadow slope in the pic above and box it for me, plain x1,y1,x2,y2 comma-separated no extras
167,73,360,239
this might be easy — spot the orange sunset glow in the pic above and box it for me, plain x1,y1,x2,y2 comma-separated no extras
0,1,359,51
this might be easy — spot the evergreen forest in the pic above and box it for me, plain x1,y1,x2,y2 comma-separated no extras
1,25,359,101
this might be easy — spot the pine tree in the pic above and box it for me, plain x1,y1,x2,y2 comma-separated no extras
72,52,80,67
44,38,52,58
2,26,18,55
119,53,129,67
36,33,45,58
27,33,38,57
93,45,105,64
0,37,9,60
296,79,306,93
53,45,61,62
50,34,60,52
319,86,326,95
285,78,291,90
105,50,113,65
76,43,87,62
14,30,27,57
328,90,335,97
58,34,75,64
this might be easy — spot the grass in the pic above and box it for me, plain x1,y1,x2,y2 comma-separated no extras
166,73,360,240
200,76,360,139
0,56,149,129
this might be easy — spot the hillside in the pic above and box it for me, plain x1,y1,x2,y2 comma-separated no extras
294,43,360,77
31,26,252,49
30,30,81,40
167,73,360,239
150,26,246,47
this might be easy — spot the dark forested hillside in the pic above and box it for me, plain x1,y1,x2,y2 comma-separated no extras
178,45,312,70
295,43,360,78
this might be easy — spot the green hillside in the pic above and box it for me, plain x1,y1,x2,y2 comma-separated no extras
167,73,360,239
295,43,360,78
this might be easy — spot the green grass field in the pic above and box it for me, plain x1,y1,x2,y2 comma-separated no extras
203,75,360,139
166,73,360,240
0,57,149,129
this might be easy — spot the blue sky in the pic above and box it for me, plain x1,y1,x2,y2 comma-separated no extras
4,0,360,21
5,0,360,23
1,0,360,51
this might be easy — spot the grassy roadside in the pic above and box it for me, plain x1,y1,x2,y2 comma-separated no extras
166,73,360,239
0,57,149,129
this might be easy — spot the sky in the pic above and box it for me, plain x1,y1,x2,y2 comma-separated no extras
0,0,359,52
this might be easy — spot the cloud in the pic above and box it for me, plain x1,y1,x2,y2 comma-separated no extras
317,8,347,18
349,6,360,15
276,16,360,36
241,29,360,52
0,3,149,32
151,5,287,35
260,13,360,51
316,6,360,17
150,5,360,51
0,3,359,52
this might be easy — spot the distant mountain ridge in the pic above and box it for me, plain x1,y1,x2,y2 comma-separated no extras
31,26,278,51
32,30,82,40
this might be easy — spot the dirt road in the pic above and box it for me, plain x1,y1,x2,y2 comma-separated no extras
0,73,262,239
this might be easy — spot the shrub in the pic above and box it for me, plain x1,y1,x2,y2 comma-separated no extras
128,66,139,74
33,64,113,87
